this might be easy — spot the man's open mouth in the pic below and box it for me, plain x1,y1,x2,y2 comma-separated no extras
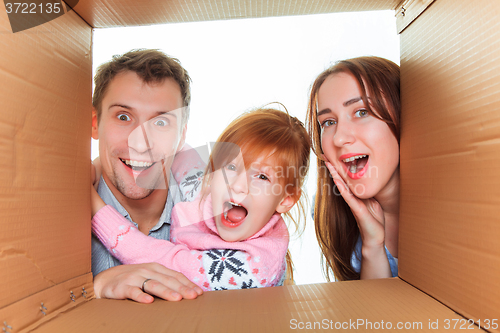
222,201,248,226
343,154,369,174
120,158,155,172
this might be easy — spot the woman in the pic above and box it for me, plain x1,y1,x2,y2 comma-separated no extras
306,57,400,281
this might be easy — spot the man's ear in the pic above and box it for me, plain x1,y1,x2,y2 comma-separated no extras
276,194,297,214
91,109,99,140
176,123,187,153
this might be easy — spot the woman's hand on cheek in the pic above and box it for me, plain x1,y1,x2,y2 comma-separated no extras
325,160,390,278
324,160,385,246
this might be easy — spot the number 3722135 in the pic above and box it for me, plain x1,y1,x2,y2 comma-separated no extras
444,319,498,330
5,3,62,14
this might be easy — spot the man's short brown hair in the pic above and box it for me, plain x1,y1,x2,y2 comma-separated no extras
93,49,191,125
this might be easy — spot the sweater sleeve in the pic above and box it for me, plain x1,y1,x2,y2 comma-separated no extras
92,205,202,280
92,205,288,291
171,143,206,202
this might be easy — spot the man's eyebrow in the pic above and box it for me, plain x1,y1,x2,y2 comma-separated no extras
109,103,132,110
108,105,179,119
155,110,178,118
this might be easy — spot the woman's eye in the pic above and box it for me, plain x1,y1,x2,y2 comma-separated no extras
154,119,168,127
117,114,131,121
321,119,337,128
355,109,369,117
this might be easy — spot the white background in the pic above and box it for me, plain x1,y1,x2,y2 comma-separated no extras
92,10,400,285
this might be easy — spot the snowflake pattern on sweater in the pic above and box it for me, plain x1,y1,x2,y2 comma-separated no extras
202,249,259,290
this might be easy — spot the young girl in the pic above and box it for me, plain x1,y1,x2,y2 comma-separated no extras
91,108,310,291
306,56,400,281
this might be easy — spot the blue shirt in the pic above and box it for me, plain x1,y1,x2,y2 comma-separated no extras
311,194,398,278
351,236,399,277
91,174,182,276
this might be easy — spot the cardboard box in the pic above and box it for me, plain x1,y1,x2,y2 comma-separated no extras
0,0,499,331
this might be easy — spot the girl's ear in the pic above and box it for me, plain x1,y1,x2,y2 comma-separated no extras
276,194,297,214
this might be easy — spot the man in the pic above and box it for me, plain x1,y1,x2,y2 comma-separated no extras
91,49,203,303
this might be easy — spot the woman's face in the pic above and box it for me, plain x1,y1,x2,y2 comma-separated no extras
316,72,399,199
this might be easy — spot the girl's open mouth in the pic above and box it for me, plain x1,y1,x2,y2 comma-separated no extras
342,155,369,179
221,201,248,228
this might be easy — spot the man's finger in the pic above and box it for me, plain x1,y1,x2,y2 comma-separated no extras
151,274,200,300
150,263,203,296
143,278,197,301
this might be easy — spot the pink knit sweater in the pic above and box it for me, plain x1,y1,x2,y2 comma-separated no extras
92,194,289,291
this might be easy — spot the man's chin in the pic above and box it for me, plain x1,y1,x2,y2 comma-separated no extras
116,184,156,200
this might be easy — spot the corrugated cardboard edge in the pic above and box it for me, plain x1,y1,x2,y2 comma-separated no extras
0,273,94,333
395,0,436,33
31,278,475,333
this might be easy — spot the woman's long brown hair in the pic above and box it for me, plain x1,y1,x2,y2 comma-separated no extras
305,57,401,281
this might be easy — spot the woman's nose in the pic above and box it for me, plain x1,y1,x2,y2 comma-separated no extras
333,120,356,147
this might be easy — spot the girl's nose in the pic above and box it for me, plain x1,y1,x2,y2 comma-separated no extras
231,171,249,195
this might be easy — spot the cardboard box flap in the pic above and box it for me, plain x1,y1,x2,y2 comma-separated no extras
0,6,94,329
31,279,473,333
395,0,436,33
73,0,401,29
399,0,500,325
0,274,93,333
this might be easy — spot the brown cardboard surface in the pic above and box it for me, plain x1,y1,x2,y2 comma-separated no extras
73,0,400,28
32,279,471,333
0,274,93,333
0,7,93,310
395,0,436,33
1,0,499,332
399,0,500,325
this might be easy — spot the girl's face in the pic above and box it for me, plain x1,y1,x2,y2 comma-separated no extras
210,152,293,242
316,72,399,199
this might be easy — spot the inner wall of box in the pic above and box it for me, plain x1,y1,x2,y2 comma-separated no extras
0,0,499,328
0,9,93,309
399,0,500,322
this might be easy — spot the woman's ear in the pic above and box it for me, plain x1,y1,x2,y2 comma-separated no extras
276,194,297,214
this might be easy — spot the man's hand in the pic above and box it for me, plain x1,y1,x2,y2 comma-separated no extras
93,263,204,303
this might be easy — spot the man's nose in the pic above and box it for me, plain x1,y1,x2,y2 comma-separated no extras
333,120,356,147
128,123,153,154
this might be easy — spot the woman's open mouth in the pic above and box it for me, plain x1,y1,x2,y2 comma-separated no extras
221,201,248,228
342,154,369,179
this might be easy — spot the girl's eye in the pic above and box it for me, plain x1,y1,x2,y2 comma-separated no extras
355,109,369,118
257,174,269,181
321,119,337,128
117,114,131,122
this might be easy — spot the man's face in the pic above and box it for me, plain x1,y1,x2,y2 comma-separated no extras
92,70,186,200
